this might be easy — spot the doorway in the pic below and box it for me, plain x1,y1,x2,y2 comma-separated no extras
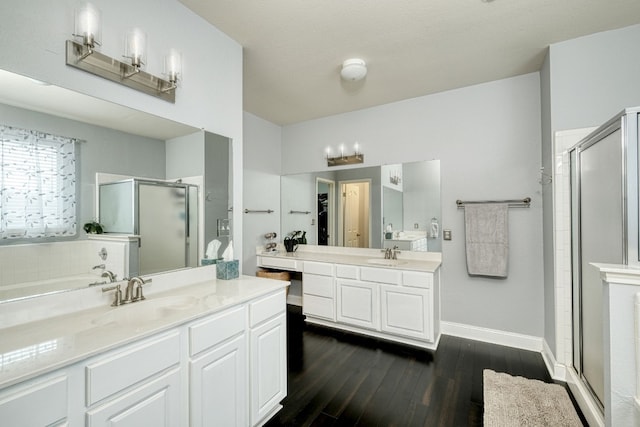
316,178,335,246
338,180,370,248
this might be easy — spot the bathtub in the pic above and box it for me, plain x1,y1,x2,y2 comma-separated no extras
0,274,107,303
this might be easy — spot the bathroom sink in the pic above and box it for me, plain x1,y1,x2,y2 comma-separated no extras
367,259,408,267
92,295,199,326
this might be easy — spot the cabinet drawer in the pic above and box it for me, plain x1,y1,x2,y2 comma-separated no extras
259,256,299,271
335,264,359,279
249,290,286,327
86,331,180,406
0,375,68,426
303,261,333,276
303,273,334,298
360,267,402,285
303,294,335,320
189,305,246,356
402,271,433,289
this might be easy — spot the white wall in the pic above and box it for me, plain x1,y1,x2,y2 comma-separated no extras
549,24,640,131
281,73,544,336
242,112,282,275
0,0,244,265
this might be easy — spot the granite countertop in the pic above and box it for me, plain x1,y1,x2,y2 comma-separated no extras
0,275,288,389
258,249,441,273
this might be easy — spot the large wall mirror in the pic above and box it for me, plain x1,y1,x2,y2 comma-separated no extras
0,69,232,303
281,159,441,252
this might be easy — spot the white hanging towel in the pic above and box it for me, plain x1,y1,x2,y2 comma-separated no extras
464,203,509,278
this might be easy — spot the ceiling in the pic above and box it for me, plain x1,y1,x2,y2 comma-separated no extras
179,0,640,125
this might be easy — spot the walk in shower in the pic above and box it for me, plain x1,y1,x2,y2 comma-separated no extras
569,107,640,412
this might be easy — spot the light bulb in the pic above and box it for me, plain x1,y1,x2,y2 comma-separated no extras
74,3,102,49
124,28,147,69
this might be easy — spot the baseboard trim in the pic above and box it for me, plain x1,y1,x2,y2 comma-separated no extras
441,321,543,352
286,294,302,306
541,339,566,381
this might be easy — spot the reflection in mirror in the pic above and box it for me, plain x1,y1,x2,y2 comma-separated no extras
281,159,441,252
99,178,199,276
0,69,232,303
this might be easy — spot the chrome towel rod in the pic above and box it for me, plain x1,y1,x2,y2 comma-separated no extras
456,197,531,208
244,209,274,214
289,210,311,214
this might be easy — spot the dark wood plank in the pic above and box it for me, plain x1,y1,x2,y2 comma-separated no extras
265,305,588,427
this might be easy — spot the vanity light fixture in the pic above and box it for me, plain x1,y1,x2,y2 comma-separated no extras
389,170,402,185
326,142,364,167
65,3,179,103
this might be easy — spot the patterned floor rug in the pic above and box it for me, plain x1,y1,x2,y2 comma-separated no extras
483,369,583,426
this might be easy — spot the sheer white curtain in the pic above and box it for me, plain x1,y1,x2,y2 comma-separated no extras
0,125,76,239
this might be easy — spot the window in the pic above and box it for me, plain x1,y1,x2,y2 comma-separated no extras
0,125,76,239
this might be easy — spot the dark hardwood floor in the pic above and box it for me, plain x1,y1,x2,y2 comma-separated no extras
265,305,587,427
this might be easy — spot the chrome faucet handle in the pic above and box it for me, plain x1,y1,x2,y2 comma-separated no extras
392,245,400,260
102,284,123,307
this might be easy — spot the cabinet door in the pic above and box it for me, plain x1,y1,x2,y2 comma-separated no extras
250,313,287,426
190,335,247,427
380,285,432,341
86,368,181,427
0,375,68,426
336,279,379,330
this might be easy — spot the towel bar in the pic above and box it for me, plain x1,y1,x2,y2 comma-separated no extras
244,209,274,214
456,197,531,208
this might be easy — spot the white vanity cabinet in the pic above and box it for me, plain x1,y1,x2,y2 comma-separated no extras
188,305,247,427
303,260,440,349
0,372,72,426
336,279,380,330
302,261,335,321
249,291,287,426
380,274,433,341
0,282,289,427
85,331,182,427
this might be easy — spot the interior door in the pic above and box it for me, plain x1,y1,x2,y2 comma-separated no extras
341,181,370,248
345,183,361,247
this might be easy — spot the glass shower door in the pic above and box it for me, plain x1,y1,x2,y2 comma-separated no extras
571,128,624,408
138,183,188,275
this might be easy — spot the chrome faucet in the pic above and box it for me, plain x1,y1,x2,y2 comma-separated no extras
383,248,392,259
101,276,152,306
392,245,400,260
128,276,150,302
92,264,106,270
101,270,117,283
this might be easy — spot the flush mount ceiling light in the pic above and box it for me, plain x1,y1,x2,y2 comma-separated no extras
340,58,367,81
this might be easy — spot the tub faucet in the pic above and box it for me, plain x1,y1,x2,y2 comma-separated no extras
92,264,106,270
101,270,117,283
